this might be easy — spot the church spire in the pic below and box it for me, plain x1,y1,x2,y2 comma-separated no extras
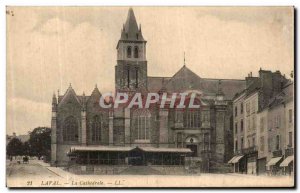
52,92,57,112
120,8,144,41
125,8,138,33
52,92,57,104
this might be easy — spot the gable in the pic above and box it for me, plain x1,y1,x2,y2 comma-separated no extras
58,87,82,108
165,66,202,92
86,87,107,113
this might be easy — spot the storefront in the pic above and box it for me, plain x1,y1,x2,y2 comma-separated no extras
245,151,258,175
266,156,283,176
247,157,257,175
257,158,267,175
280,156,294,175
228,155,245,173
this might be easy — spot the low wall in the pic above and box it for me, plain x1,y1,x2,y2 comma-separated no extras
67,165,128,175
150,166,187,175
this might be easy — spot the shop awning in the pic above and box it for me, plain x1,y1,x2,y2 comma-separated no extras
280,156,294,167
232,155,244,163
70,146,134,152
228,156,237,164
139,147,192,153
266,157,282,166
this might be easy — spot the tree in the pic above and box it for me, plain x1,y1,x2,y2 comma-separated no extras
22,141,31,156
7,137,23,157
28,127,51,160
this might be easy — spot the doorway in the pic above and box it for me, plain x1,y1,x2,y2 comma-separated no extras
186,144,198,157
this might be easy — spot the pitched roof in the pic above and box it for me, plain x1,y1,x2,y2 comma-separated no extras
90,85,101,97
164,65,202,92
267,82,294,110
147,76,171,93
200,78,246,100
147,65,246,100
120,8,144,41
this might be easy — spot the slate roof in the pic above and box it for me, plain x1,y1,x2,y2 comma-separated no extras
245,77,260,97
200,78,246,100
267,81,294,110
148,65,246,100
120,8,145,42
147,77,171,93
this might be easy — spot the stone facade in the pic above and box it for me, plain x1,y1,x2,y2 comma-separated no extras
51,8,246,172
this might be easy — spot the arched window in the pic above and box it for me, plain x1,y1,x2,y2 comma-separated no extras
92,115,102,142
133,109,151,140
134,46,139,58
184,110,201,128
63,116,78,142
127,46,132,58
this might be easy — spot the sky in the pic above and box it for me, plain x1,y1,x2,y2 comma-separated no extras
7,6,294,135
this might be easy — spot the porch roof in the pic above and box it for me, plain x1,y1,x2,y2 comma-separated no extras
228,156,237,164
139,147,192,153
69,146,192,153
70,146,134,152
266,157,282,166
280,156,294,167
232,155,244,163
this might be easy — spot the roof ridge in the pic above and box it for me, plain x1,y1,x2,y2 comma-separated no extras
148,76,172,78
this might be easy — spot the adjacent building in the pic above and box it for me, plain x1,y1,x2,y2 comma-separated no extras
230,69,294,176
266,81,294,175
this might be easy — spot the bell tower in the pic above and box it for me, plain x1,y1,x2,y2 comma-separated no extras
115,8,147,92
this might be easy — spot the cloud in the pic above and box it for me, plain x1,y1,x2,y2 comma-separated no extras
39,17,73,35
7,98,51,135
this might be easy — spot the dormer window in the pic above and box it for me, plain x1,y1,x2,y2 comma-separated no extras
127,46,132,58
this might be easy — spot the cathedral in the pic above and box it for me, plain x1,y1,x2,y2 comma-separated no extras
51,8,246,173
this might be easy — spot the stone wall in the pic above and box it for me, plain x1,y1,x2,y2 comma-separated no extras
68,165,128,175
